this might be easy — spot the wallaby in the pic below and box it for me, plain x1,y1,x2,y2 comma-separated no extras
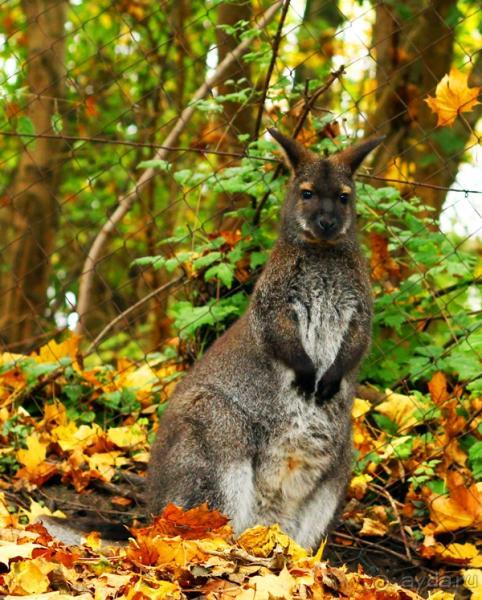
145,130,382,548
41,130,383,549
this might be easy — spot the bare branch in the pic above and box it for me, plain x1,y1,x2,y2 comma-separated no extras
76,0,284,335
85,275,185,356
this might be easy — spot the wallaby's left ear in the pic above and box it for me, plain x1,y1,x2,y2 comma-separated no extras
331,136,385,175
268,128,315,172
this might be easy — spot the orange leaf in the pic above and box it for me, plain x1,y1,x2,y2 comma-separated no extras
425,472,482,533
134,503,231,540
425,67,481,127
111,496,133,507
369,233,400,283
428,371,449,405
85,95,98,117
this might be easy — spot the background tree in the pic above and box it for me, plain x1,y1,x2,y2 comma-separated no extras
0,0,67,349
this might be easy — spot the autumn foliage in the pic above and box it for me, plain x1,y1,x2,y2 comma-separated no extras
0,332,481,598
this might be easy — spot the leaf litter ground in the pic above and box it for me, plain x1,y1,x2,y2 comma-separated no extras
0,336,481,598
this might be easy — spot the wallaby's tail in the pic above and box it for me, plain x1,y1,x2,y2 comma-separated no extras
38,515,132,546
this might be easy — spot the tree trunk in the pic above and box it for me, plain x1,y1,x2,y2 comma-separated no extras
366,0,477,218
294,0,344,89
214,1,253,228
0,0,67,350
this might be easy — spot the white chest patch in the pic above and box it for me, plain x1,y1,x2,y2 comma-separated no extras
292,288,356,378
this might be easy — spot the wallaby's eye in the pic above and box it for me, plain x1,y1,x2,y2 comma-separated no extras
339,192,349,204
301,190,313,200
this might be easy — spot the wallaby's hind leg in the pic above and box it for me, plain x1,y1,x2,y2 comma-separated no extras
293,476,346,549
146,390,256,527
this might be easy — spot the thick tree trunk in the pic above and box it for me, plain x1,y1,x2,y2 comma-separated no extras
0,0,66,350
294,0,344,88
366,0,477,218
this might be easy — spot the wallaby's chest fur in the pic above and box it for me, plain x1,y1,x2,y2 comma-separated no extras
147,131,382,549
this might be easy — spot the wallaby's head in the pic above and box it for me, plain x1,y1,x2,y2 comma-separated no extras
269,129,384,245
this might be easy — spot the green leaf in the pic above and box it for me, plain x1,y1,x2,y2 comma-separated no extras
392,436,413,460
17,115,35,143
130,255,167,269
51,113,64,134
372,413,398,435
205,262,235,288
192,252,222,270
468,441,482,480
250,251,267,270
137,158,171,171
168,299,240,339
165,252,192,273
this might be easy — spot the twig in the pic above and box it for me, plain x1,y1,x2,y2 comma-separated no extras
369,482,413,562
333,530,419,565
253,0,291,140
358,173,482,194
76,1,284,335
252,66,345,224
91,479,144,505
85,275,185,355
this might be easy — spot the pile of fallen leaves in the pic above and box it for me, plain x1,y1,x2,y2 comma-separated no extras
0,503,431,599
0,335,481,598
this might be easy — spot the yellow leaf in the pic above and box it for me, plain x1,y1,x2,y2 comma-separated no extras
360,506,389,537
425,67,481,127
40,401,68,429
352,397,371,419
432,543,482,567
359,517,388,537
26,499,66,523
5,558,54,594
35,333,81,367
107,425,146,449
349,474,372,500
88,451,127,481
52,421,102,452
377,389,426,430
462,569,482,600
17,433,48,471
83,530,101,551
0,352,26,366
427,592,455,599
239,567,296,600
3,594,91,600
122,577,182,600
237,524,307,561
119,363,158,389
0,493,20,528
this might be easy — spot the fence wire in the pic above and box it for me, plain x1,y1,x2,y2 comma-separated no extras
0,0,480,593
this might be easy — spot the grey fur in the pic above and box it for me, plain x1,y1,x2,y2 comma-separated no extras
147,132,383,549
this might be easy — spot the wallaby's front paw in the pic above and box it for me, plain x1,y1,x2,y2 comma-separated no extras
315,376,341,404
294,370,316,397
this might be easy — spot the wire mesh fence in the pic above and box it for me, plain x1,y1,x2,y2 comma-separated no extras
0,0,481,593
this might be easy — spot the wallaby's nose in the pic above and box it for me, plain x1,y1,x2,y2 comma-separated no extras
318,217,336,232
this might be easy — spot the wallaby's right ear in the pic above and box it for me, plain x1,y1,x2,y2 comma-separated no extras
268,128,313,172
